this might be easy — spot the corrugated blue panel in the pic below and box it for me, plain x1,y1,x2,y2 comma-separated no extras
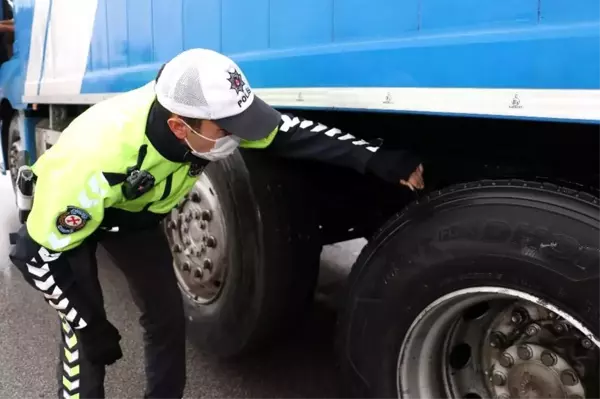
333,0,418,42
421,0,538,31
236,24,600,90
541,0,600,24
152,0,183,63
182,0,221,51
127,0,153,66
270,0,333,49
106,0,128,68
222,0,269,53
89,0,108,71
79,23,599,93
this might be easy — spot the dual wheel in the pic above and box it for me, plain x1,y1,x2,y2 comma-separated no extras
164,151,599,399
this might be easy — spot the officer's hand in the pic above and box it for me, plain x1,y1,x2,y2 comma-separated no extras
79,320,123,366
365,148,424,189
400,164,424,191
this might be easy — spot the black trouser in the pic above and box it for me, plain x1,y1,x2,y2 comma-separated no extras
53,227,186,398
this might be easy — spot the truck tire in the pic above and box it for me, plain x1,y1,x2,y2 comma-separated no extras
164,150,322,358
337,179,599,398
6,114,22,191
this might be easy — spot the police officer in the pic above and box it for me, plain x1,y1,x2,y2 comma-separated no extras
8,48,424,399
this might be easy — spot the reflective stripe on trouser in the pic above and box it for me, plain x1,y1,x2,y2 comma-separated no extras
56,315,107,399
61,318,81,399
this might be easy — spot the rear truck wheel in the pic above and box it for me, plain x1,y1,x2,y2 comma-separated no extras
164,150,322,358
337,179,600,398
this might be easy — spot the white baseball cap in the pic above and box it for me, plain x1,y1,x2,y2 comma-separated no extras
155,48,281,141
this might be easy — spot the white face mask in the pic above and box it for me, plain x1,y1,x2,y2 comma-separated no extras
181,120,240,161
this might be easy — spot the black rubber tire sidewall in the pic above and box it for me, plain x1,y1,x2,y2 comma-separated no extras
179,150,322,358
338,180,600,398
7,115,20,191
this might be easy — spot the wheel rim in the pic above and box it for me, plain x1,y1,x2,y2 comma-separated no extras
397,287,599,399
8,139,22,184
164,173,228,304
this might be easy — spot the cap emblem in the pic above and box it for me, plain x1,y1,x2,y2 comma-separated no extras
227,69,246,95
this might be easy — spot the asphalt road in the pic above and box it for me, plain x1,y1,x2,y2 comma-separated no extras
0,173,367,398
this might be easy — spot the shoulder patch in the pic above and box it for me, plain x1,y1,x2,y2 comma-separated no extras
56,206,92,235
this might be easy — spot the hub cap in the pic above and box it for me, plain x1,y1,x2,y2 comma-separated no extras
397,287,599,399
164,173,228,304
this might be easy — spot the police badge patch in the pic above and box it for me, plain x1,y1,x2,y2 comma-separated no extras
56,206,92,234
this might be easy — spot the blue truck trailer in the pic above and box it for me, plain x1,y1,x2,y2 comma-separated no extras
0,0,598,397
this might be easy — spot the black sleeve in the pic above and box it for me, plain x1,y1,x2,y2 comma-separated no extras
264,113,422,184
8,224,105,330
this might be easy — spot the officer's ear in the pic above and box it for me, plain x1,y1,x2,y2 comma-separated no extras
167,117,189,140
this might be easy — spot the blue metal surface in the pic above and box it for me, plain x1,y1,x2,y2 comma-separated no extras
0,0,33,110
77,21,599,94
75,0,599,94
0,0,598,110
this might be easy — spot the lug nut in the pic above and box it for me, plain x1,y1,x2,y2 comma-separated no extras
561,370,578,386
499,352,514,368
491,372,506,386
203,259,213,271
554,322,568,333
200,222,207,230
489,332,506,348
182,262,191,272
581,338,593,349
541,350,557,367
517,345,533,360
190,193,201,202
511,308,526,324
193,268,203,279
526,323,541,336
206,236,217,248
172,244,182,253
202,210,212,221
